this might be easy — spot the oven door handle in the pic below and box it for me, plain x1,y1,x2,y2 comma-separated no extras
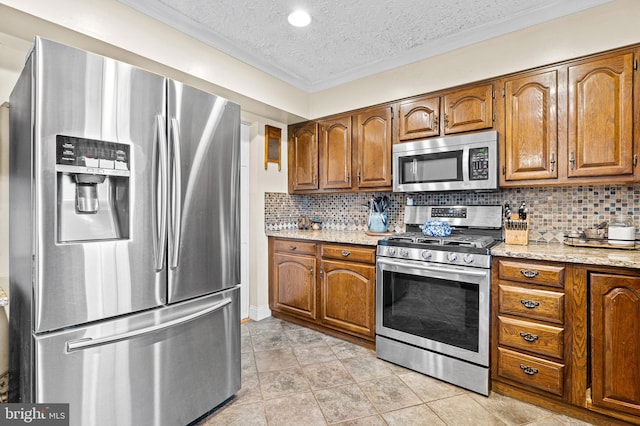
377,257,489,279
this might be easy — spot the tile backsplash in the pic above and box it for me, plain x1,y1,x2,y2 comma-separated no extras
265,185,640,243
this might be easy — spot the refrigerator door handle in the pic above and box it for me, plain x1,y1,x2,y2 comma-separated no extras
169,117,183,269
65,297,233,352
154,114,169,271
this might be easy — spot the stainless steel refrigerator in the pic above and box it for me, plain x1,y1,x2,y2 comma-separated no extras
9,37,241,425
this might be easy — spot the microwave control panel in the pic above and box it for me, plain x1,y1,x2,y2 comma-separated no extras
469,147,490,180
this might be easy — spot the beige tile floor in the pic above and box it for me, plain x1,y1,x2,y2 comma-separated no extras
197,317,594,426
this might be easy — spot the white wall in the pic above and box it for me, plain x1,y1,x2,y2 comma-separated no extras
242,112,288,319
309,0,640,118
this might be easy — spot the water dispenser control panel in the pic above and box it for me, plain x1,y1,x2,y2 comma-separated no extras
56,135,131,177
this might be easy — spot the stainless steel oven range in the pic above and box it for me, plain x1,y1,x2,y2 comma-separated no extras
376,205,502,395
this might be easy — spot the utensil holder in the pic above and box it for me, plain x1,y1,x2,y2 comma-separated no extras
505,214,529,245
368,212,388,233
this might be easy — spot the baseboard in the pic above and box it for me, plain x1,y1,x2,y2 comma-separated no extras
249,305,271,321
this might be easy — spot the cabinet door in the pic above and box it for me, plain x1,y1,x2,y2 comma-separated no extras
567,53,634,178
354,106,392,189
398,96,440,141
273,253,317,320
591,273,640,417
289,122,318,192
504,70,558,181
320,259,375,338
319,116,352,190
443,83,494,134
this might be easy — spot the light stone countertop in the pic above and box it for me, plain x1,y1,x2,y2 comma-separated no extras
266,230,640,269
491,242,640,270
265,229,384,247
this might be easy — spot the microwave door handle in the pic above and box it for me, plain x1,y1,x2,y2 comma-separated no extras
169,117,183,269
462,148,470,182
412,158,417,179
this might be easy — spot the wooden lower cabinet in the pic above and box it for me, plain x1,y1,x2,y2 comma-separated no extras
269,237,376,345
492,257,640,425
320,259,375,338
272,252,317,320
590,272,640,418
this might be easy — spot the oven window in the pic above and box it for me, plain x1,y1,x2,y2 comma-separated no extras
399,150,463,184
382,271,479,352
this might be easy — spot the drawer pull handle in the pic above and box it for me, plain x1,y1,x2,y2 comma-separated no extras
520,269,540,279
341,250,351,257
520,364,539,375
520,299,540,309
289,245,297,250
519,332,539,343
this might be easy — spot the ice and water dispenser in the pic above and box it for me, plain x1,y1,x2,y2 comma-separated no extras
56,135,130,242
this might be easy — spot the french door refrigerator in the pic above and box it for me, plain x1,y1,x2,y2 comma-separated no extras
9,37,241,426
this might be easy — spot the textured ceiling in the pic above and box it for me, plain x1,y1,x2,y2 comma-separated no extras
119,0,611,92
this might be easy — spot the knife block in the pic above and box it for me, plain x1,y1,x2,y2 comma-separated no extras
504,214,529,245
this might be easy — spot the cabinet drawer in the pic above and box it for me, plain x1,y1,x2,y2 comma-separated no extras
497,348,564,396
498,316,564,359
321,245,375,264
499,285,564,324
498,260,565,288
274,239,316,255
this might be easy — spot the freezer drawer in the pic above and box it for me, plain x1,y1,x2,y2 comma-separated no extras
34,287,240,426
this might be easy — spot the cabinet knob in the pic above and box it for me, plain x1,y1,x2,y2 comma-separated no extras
520,299,540,309
550,153,556,172
289,245,297,250
341,250,351,257
319,267,323,276
519,332,539,343
309,267,314,275
519,364,539,376
520,269,539,279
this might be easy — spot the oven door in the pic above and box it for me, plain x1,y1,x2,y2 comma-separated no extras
376,256,490,366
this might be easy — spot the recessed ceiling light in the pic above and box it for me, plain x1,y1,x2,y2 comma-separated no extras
288,10,311,27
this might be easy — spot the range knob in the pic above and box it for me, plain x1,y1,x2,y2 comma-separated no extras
447,252,458,262
421,250,432,260
387,247,396,256
463,254,475,264
399,248,410,258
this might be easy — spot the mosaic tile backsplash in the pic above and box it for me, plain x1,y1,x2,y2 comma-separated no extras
265,185,640,243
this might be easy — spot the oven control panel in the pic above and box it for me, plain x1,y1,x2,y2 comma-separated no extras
431,207,467,219
376,244,491,269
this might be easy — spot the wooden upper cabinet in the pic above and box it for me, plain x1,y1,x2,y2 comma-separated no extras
443,83,494,134
398,95,440,141
289,122,318,192
355,106,393,189
590,272,640,417
567,52,635,178
504,70,559,181
319,116,352,190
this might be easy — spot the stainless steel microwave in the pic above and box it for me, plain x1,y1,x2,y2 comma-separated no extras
393,131,498,192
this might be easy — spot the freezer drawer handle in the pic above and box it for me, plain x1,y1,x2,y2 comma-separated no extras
65,297,232,352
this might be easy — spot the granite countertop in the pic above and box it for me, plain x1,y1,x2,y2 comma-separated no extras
266,230,640,269
265,229,384,247
491,242,640,270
